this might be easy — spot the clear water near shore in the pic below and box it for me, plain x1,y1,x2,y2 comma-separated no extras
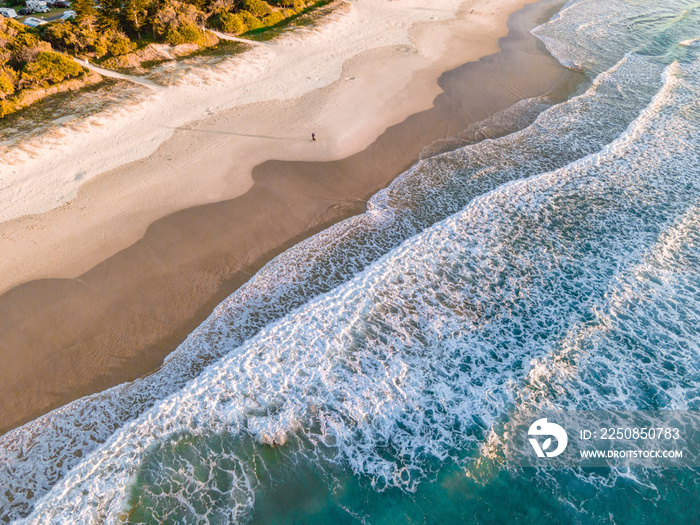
3,0,700,522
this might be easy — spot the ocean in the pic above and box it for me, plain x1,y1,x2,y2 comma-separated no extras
2,0,700,522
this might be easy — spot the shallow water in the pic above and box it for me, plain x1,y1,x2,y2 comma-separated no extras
3,0,700,523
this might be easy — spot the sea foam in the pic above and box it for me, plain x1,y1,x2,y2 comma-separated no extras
3,0,700,522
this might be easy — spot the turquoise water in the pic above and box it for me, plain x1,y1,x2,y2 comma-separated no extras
3,0,700,523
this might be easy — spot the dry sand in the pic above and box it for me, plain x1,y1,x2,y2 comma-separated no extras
2,0,529,291
0,0,581,433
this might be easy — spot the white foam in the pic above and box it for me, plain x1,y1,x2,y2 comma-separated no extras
4,2,700,521
533,0,700,75
19,47,700,523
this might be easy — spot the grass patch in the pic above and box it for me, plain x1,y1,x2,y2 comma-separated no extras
0,76,119,134
242,0,334,41
14,6,71,24
181,38,248,59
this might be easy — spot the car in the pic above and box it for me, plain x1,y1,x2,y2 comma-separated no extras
18,7,32,14
23,16,46,26
33,5,50,12
0,7,18,18
59,9,74,18
54,1,70,6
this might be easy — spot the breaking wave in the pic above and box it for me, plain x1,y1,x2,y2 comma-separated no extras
2,0,700,522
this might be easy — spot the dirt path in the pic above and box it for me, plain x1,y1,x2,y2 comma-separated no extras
73,58,163,89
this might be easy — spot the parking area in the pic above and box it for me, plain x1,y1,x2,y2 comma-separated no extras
0,2,73,25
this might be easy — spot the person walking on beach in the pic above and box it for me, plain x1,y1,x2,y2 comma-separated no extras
312,133,316,142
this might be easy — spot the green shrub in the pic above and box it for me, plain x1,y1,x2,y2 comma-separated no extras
43,22,135,58
0,18,93,118
0,99,14,118
272,0,307,9
43,20,98,54
103,30,137,56
239,10,262,30
241,0,272,17
0,66,18,100
263,11,285,26
21,51,83,87
9,32,52,66
218,12,248,34
267,0,304,7
153,1,206,45
165,23,204,45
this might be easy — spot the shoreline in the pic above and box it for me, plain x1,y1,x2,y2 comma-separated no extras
1,0,524,293
0,0,582,434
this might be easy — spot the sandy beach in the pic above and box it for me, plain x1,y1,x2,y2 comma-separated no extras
0,0,580,434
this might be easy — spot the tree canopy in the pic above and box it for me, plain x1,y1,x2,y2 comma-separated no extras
1,0,322,116
42,0,317,53
0,17,88,116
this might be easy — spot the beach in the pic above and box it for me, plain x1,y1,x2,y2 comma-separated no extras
4,0,699,521
0,0,579,434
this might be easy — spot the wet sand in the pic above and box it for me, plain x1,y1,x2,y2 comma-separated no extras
0,0,581,434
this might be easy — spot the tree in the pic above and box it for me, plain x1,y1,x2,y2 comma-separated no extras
152,0,206,45
98,0,122,31
96,29,136,57
123,0,149,39
241,0,271,17
73,0,96,23
43,20,99,54
208,0,235,16
9,32,51,67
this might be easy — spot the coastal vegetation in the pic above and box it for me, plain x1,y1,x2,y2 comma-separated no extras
0,0,329,117
0,17,91,116
42,0,320,57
